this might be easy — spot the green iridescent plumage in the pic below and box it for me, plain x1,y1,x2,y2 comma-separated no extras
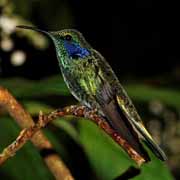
17,25,167,162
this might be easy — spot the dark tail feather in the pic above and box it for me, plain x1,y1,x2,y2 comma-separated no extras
143,140,167,161
130,118,167,161
102,100,150,162
142,137,167,161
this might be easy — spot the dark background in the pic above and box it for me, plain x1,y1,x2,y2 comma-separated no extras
0,0,180,179
1,0,180,83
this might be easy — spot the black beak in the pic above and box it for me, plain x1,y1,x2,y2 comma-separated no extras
16,25,50,36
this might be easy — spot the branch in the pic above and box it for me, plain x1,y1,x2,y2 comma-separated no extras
0,96,146,166
0,87,74,180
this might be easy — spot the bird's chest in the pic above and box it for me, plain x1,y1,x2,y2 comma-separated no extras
67,60,101,96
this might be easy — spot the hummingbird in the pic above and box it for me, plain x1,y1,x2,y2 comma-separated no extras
17,25,167,162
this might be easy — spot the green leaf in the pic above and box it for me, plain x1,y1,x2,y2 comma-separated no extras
53,118,173,180
52,117,80,144
78,120,135,180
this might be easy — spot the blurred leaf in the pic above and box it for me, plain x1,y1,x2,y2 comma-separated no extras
53,118,173,180
126,84,180,108
78,120,134,180
0,117,54,180
53,117,80,144
1,76,180,109
0,76,70,98
23,101,54,114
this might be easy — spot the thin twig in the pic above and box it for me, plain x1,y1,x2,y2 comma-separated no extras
0,100,146,166
57,106,146,166
0,87,74,180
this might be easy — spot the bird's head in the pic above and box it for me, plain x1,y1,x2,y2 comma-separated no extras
17,26,92,67
50,29,91,60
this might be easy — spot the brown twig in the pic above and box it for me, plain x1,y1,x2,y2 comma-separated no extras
0,87,74,180
57,106,146,166
0,99,146,166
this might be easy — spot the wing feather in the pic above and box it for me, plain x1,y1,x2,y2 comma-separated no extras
92,49,167,161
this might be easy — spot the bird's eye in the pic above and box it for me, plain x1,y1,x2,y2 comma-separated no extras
65,34,72,41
